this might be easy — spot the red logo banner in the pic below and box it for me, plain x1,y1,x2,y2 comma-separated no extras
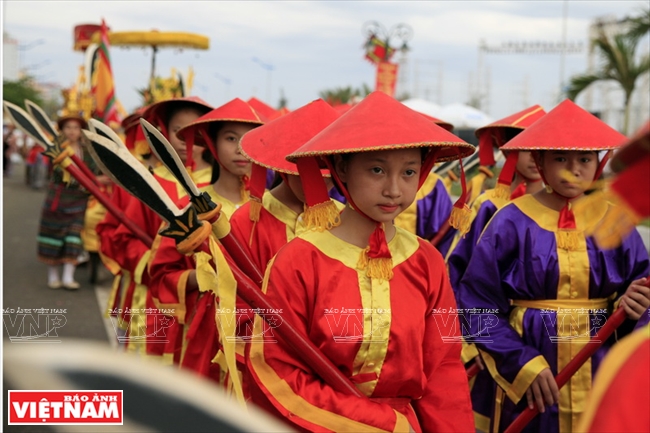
375,62,399,97
8,391,123,425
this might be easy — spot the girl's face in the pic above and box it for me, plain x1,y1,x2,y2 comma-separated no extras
62,120,82,143
167,108,202,164
216,122,256,177
516,151,541,180
335,148,422,224
539,150,598,197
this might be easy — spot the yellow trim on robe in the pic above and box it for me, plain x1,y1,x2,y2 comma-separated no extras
133,250,152,285
461,340,480,364
474,411,490,433
206,186,246,219
481,350,550,404
98,249,122,276
126,282,148,356
492,387,505,433
152,270,189,323
249,230,421,432
153,165,212,200
300,228,419,396
509,306,527,337
117,271,132,331
513,194,610,431
576,324,650,432
393,171,442,235
263,192,300,242
105,274,122,319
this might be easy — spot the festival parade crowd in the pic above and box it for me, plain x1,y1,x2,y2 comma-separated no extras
4,79,650,432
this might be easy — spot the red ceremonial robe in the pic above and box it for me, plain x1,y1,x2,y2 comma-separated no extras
112,165,211,360
247,227,474,433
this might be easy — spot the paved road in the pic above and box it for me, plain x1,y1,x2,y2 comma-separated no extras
3,162,112,343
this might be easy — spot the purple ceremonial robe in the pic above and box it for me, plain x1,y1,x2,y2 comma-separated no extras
447,191,504,293
636,307,650,329
457,194,649,433
394,172,454,256
446,190,509,432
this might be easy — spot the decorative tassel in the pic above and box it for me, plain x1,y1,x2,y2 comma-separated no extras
489,183,511,201
556,199,582,251
556,229,583,251
302,200,341,231
357,248,394,281
449,203,472,237
248,197,263,222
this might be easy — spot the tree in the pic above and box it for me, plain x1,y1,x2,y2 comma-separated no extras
3,76,44,110
319,84,372,106
627,7,650,41
566,12,650,134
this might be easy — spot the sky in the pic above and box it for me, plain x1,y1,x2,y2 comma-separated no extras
2,1,649,125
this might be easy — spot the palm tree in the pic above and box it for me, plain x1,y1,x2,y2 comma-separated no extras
627,7,649,41
566,28,649,134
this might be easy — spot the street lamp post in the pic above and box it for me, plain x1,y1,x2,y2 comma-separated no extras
252,57,275,104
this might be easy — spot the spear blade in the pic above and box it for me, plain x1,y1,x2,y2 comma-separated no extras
88,118,126,146
24,99,58,138
83,131,179,221
139,118,216,214
83,130,205,244
3,101,52,150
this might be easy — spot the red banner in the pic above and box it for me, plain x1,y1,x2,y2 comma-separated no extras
375,62,399,97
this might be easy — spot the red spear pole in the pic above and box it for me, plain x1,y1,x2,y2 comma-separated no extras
69,152,102,188
63,162,154,247
466,361,481,379
504,287,648,433
189,227,365,398
200,211,264,284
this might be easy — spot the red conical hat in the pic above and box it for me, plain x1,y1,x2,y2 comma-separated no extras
288,91,474,163
611,121,650,173
142,96,213,135
176,98,264,161
501,99,627,151
247,97,278,122
475,104,546,166
417,112,454,132
267,106,291,122
121,106,148,132
239,99,338,175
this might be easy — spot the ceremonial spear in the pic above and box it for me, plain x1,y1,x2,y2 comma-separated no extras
2,101,153,247
503,283,649,433
24,99,101,188
136,118,264,284
82,129,365,398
